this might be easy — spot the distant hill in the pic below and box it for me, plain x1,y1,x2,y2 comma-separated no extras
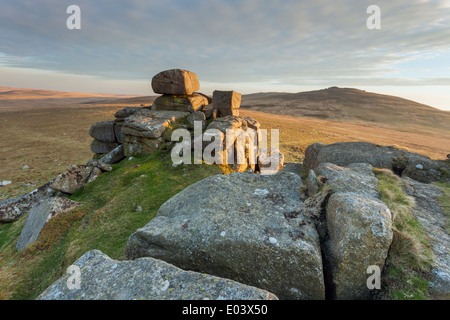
241,87,450,134
0,87,139,100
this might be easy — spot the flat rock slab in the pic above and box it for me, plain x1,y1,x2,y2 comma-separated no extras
121,109,189,139
38,250,278,300
16,197,80,251
152,94,209,113
125,171,325,300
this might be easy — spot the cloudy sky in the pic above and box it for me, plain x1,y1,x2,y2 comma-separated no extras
1,0,449,110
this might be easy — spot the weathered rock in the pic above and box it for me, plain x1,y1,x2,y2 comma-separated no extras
195,92,213,104
402,177,450,299
152,69,200,95
16,197,81,251
0,182,55,222
402,165,441,184
121,109,189,139
207,116,243,133
87,167,102,183
281,163,301,175
325,192,393,300
88,121,116,143
307,169,318,196
1,180,12,186
213,90,241,117
114,107,141,119
86,160,113,172
114,122,124,144
91,139,118,154
152,93,209,113
99,145,125,165
203,105,217,120
315,163,379,198
126,171,325,300
304,142,442,183
50,165,93,194
38,250,278,300
258,149,284,175
123,135,161,156
187,111,206,130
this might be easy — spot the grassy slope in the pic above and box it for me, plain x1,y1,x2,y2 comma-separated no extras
374,169,434,300
0,152,223,300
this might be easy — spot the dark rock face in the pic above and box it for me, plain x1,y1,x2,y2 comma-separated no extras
38,250,278,300
151,69,200,95
88,121,116,143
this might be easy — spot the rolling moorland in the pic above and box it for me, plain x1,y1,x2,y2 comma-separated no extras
0,86,448,200
0,86,448,300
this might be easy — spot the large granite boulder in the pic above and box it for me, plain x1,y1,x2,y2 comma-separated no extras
325,192,393,300
152,93,209,113
0,182,55,222
125,171,325,300
16,197,81,251
304,142,442,183
38,250,278,300
151,69,200,95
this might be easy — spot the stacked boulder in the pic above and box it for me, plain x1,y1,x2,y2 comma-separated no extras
151,69,210,113
87,69,284,173
89,121,120,154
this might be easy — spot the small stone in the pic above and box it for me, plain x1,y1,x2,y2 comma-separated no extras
136,206,143,212
1,181,12,186
416,164,424,170
269,237,278,245
22,165,30,170
220,231,226,237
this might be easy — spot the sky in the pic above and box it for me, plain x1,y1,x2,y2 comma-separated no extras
0,0,449,110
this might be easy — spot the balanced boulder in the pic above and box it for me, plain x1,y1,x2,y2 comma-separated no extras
151,69,200,95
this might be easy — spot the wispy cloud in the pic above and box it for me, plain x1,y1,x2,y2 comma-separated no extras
0,0,449,92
